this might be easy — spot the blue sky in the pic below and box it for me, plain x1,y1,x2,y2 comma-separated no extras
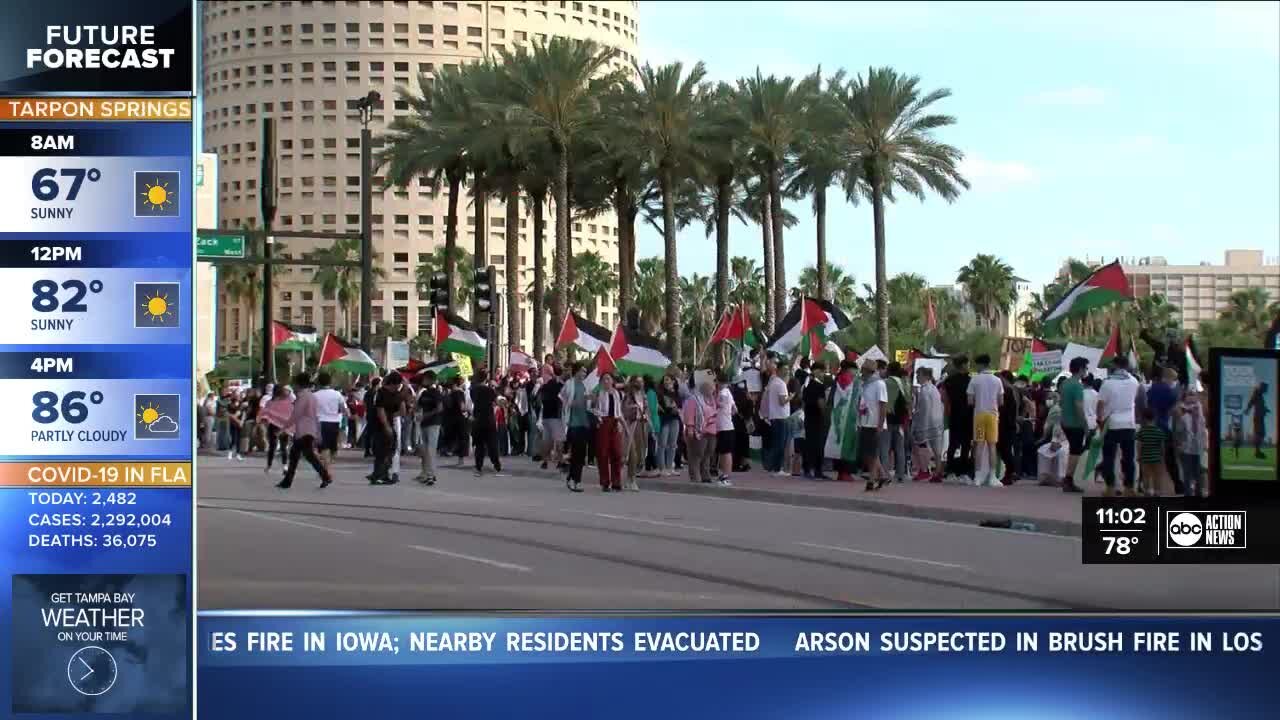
631,1,1280,293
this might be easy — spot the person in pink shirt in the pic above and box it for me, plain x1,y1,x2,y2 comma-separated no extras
277,373,333,490
682,379,720,484
259,384,294,475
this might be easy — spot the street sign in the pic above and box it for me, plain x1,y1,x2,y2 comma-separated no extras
197,233,246,259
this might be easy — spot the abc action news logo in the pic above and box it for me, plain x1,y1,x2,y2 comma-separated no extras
1166,511,1247,550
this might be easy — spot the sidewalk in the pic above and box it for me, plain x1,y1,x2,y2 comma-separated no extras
202,447,1090,536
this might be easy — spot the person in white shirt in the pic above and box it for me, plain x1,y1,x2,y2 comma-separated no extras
857,360,890,491
966,354,1005,487
1096,356,1141,496
761,361,792,475
715,370,737,485
312,372,349,468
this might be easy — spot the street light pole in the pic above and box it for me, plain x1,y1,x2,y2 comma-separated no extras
260,118,278,384
357,90,380,352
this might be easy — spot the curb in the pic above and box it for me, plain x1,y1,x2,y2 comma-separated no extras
198,451,1083,537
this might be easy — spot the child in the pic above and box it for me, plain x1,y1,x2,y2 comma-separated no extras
1137,409,1169,497
1174,390,1205,497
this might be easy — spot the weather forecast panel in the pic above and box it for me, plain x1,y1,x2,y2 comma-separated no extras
0,1,194,718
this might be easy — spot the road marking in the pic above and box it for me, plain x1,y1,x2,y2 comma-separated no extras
568,510,718,533
408,545,532,573
795,541,970,570
220,508,354,535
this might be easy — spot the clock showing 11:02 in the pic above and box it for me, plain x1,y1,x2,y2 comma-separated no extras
66,645,117,697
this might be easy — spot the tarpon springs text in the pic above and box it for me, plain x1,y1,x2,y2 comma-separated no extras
207,629,1266,657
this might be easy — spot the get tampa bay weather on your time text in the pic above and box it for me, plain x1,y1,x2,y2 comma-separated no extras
1,1,1279,719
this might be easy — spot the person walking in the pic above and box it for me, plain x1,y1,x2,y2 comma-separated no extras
469,369,502,476
802,362,830,479
259,384,293,476
858,360,890,491
1058,357,1090,493
761,361,792,475
561,363,591,492
368,372,405,485
415,371,444,485
312,372,348,472
967,354,1004,488
276,373,333,489
593,373,625,492
941,355,973,482
537,366,565,470
1174,388,1206,497
683,379,719,484
225,394,245,461
880,362,910,483
1097,356,1141,496
622,376,648,491
911,367,946,482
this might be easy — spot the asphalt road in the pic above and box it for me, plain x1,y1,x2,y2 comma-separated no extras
197,455,1279,611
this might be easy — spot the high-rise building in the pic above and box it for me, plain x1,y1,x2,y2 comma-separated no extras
200,0,640,359
1073,250,1280,330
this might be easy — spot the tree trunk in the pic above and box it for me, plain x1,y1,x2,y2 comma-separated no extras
760,201,775,332
768,162,787,324
715,176,730,319
815,184,828,301
505,185,520,353
445,172,461,308
661,166,681,362
871,183,890,351
615,182,634,319
531,189,546,358
552,149,570,358
473,175,488,279
565,170,575,298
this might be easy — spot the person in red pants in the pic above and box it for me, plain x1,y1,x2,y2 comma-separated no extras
593,373,625,492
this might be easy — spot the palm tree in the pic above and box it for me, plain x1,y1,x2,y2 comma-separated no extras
629,60,707,362
633,257,666,334
737,70,817,325
416,246,474,307
380,66,473,309
796,262,858,311
1122,293,1181,341
736,176,798,329
957,254,1017,331
589,84,648,320
568,251,620,321
838,67,969,349
787,68,846,300
492,38,622,357
680,273,716,361
695,81,747,318
220,260,261,355
309,236,385,337
1224,288,1274,336
728,256,767,312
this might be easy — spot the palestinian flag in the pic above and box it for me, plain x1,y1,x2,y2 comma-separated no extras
271,321,318,350
555,311,612,353
318,333,376,375
1185,337,1203,392
709,305,749,346
1039,261,1133,337
1101,326,1121,365
584,347,616,393
420,358,461,382
435,309,486,360
509,348,535,374
767,297,851,357
608,322,670,379
397,358,427,377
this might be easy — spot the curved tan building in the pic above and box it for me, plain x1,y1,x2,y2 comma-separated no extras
201,0,639,360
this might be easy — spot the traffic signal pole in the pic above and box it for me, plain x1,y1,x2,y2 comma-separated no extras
359,124,373,352
260,118,277,384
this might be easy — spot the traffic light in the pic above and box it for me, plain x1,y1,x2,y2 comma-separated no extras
428,272,449,311
472,265,497,327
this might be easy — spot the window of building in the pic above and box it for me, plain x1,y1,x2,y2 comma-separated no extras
369,22,384,32
467,26,482,37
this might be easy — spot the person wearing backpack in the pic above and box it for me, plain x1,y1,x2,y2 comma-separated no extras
879,361,911,483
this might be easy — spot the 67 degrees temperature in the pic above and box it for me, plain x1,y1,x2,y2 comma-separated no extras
30,167,100,219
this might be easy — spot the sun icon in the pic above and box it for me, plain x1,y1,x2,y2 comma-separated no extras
140,291,175,323
140,178,173,212
137,401,161,426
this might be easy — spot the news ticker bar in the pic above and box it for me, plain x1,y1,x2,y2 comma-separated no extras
1082,497,1280,564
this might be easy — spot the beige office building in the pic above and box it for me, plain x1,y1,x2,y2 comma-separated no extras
1099,250,1280,330
201,0,640,360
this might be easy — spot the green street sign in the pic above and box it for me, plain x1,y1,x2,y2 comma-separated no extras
197,233,246,259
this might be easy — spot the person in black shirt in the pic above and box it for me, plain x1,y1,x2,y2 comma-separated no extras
415,371,444,485
369,372,404,485
802,362,831,479
941,356,974,480
470,369,502,475
537,373,565,469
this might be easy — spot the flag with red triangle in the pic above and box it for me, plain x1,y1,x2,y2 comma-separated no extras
271,320,318,350
318,333,377,375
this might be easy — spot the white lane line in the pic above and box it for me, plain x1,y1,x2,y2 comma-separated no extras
562,509,717,533
408,545,532,573
795,541,970,570
220,508,354,535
